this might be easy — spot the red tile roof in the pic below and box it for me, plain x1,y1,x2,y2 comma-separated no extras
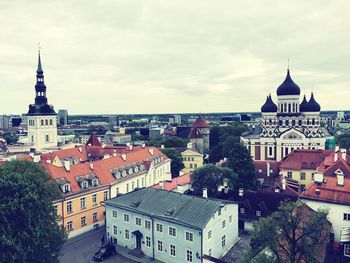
42,147,169,195
280,149,332,171
188,127,203,139
152,173,191,191
317,151,350,177
301,176,350,206
86,132,102,147
192,116,209,128
254,160,281,178
41,146,88,163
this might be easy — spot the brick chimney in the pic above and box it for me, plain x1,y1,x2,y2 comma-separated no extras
203,188,208,198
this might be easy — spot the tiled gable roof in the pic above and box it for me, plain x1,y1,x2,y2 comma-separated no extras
280,149,332,170
152,173,191,191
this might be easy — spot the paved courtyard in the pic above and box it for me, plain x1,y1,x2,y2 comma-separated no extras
222,231,252,263
60,227,136,263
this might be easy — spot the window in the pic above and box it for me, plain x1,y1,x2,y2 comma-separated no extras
190,164,193,169
125,229,130,240
53,205,58,217
145,220,151,229
113,225,118,235
229,215,232,223
300,172,306,180
92,179,98,186
222,220,226,229
81,216,86,226
45,134,49,142
146,236,151,247
186,250,193,262
157,240,163,252
126,184,129,193
287,172,292,178
41,119,44,126
300,184,306,192
194,163,197,168
170,244,176,257
169,227,176,237
63,184,70,193
116,187,119,196
185,231,193,242
222,235,226,248
156,223,163,232
124,214,130,222
344,244,350,256
104,191,108,201
45,119,48,125
81,181,88,189
132,182,135,191
50,119,53,125
67,201,72,213
93,212,98,222
240,207,245,214
208,230,212,239
80,197,86,209
209,249,212,256
256,210,261,217
136,217,142,226
344,213,350,221
92,194,97,205
218,208,222,216
113,210,118,218
268,146,273,157
67,221,73,231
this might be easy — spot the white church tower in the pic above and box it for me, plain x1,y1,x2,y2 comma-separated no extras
27,51,58,151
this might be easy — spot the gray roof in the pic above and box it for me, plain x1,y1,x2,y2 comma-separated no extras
106,188,232,229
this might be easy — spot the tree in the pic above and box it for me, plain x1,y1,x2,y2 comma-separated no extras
243,201,330,263
164,136,188,148
161,148,184,177
191,164,238,196
336,133,350,149
0,160,66,262
226,143,256,189
2,133,19,144
209,125,247,163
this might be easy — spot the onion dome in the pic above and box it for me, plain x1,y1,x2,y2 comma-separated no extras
261,95,278,113
299,95,309,112
276,70,301,96
307,92,321,112
192,116,209,128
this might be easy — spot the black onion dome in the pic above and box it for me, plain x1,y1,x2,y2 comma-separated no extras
299,95,309,112
261,95,278,112
276,70,301,96
307,92,321,112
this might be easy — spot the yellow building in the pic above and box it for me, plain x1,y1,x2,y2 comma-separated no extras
181,149,203,174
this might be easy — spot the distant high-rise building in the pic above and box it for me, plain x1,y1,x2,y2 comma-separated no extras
58,109,68,126
26,52,58,151
169,114,182,125
108,115,119,129
0,115,10,129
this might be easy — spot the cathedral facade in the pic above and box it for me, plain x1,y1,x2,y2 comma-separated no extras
27,52,58,151
241,70,328,161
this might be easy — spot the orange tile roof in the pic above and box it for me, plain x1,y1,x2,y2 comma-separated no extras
301,176,350,205
152,173,191,191
41,146,88,163
42,147,169,195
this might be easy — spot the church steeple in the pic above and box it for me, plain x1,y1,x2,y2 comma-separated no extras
34,50,48,105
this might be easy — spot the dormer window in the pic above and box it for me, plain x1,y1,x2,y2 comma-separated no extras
81,181,88,189
128,168,133,175
63,183,70,193
256,210,261,217
122,170,127,177
240,208,245,214
139,165,145,171
134,166,139,173
116,172,121,179
91,178,99,186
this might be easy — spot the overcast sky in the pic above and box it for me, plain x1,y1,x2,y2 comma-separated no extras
1,0,350,115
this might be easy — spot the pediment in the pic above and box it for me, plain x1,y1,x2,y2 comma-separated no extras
281,129,305,140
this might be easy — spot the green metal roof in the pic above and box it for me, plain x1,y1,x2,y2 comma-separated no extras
106,188,233,229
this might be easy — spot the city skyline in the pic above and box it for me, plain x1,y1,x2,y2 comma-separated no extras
1,1,350,115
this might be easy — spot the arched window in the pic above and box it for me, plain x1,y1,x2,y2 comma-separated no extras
298,120,302,126
45,119,48,125
286,120,289,126
49,119,53,125
292,120,295,126
41,119,44,126
45,134,49,142
312,119,315,125
288,103,291,113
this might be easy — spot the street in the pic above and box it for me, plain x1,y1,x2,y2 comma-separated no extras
60,227,136,263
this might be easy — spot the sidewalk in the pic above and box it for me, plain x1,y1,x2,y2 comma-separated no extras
114,245,163,263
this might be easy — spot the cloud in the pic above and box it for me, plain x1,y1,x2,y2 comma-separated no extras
0,0,350,114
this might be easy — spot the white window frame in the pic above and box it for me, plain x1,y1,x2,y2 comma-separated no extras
222,220,226,229
156,223,163,232
208,230,212,239
169,226,177,237
157,240,163,252
256,210,261,217
145,220,151,229
222,235,226,248
185,231,193,242
92,178,99,186
344,243,350,256
344,213,350,221
170,244,176,257
124,213,130,223
136,217,142,226
186,249,193,262
146,236,151,247
229,215,232,223
80,197,86,209
67,221,73,231
67,201,72,213
81,216,86,226
93,212,98,222
113,225,118,235
81,181,88,189
112,210,118,218
125,229,130,240
92,194,97,205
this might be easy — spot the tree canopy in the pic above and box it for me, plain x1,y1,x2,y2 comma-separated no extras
336,133,350,149
147,136,188,148
161,148,185,177
243,201,330,263
2,133,19,145
0,160,66,262
226,143,256,189
209,125,247,163
191,164,238,196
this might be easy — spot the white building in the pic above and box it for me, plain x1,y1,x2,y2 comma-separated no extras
241,69,329,161
105,188,238,263
26,52,58,151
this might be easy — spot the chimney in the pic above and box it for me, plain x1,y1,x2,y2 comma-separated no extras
129,145,133,151
160,145,164,149
102,143,106,149
159,181,164,189
149,148,154,156
142,143,146,148
282,176,286,190
121,153,126,161
337,174,344,186
334,152,338,162
267,162,271,177
187,142,192,149
335,145,340,153
78,147,83,153
224,186,229,194
64,160,70,172
341,149,347,161
90,162,94,170
33,155,40,163
238,188,244,197
203,188,208,198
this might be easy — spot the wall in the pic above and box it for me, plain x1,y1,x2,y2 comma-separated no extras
27,115,58,150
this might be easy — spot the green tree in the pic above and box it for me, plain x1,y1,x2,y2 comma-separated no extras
0,160,66,262
2,133,19,144
164,136,188,148
191,164,238,196
243,201,330,263
336,133,350,149
161,148,185,177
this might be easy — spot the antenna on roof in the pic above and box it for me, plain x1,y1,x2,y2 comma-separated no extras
38,42,41,54
287,58,290,71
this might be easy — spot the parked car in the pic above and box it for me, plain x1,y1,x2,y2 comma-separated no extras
93,244,116,261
